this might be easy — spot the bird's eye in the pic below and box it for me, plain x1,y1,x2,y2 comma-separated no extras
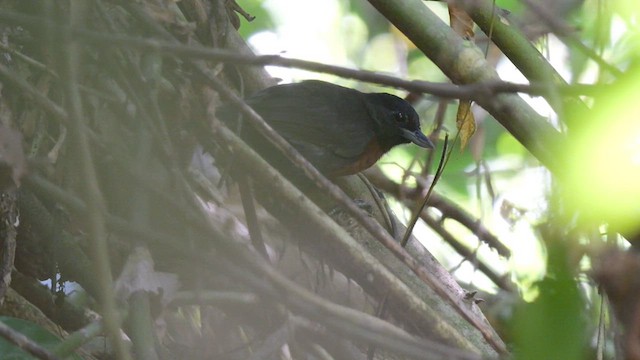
394,112,408,123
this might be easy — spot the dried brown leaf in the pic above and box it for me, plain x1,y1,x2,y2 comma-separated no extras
456,100,476,150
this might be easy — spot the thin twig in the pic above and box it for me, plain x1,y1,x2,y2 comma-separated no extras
238,176,270,259
0,63,68,124
170,291,259,307
364,168,510,258
401,135,449,247
422,215,514,292
0,10,615,99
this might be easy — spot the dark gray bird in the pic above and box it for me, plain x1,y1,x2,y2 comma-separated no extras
220,80,433,177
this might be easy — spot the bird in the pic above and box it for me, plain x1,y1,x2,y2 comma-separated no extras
219,80,433,179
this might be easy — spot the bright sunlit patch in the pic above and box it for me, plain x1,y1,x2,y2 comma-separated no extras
564,76,640,233
612,0,640,22
249,0,357,82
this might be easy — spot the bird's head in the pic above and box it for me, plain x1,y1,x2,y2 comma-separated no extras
365,93,434,150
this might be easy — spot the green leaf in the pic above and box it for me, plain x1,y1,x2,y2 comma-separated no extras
511,244,587,360
0,317,82,360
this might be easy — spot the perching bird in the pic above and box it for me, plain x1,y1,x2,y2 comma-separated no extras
219,80,433,179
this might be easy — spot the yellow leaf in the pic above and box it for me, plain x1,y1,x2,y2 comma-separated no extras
456,100,476,150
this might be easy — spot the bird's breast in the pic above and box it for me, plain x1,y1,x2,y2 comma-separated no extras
330,137,389,176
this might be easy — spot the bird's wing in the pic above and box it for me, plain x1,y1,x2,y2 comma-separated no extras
246,81,376,162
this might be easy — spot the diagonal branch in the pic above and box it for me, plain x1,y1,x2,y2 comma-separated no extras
367,0,565,173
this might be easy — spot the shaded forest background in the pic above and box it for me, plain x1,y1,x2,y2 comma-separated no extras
0,0,639,359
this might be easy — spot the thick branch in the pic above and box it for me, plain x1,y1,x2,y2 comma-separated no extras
367,0,564,173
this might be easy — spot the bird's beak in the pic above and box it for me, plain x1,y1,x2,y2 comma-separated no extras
401,128,434,149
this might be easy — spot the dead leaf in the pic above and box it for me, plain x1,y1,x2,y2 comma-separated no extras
114,246,180,307
456,100,476,150
448,4,475,39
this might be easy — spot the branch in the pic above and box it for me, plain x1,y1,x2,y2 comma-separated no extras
519,0,623,77
213,121,506,355
24,167,480,359
58,4,128,359
0,10,611,99
211,213,483,360
0,319,60,360
367,0,564,172
0,190,17,302
422,215,514,292
365,168,509,257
